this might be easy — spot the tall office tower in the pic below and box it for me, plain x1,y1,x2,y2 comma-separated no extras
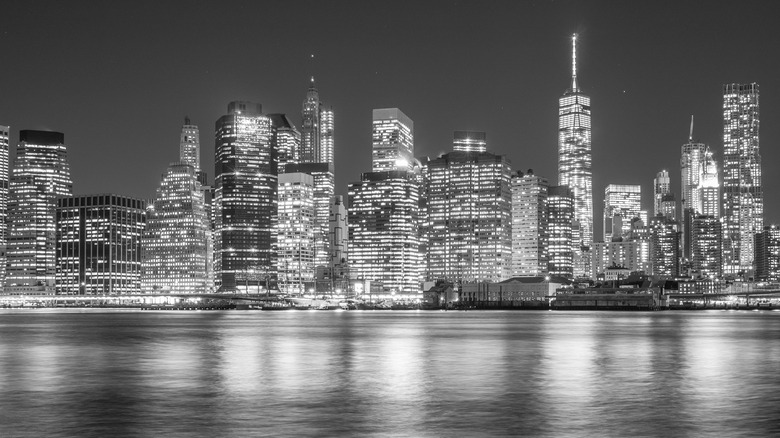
298,80,336,275
603,184,641,241
329,195,349,285
320,107,335,165
426,150,512,283
547,186,574,278
180,117,200,169
56,195,146,294
270,114,301,172
0,125,8,288
301,76,321,164
348,171,421,294
755,225,780,282
214,101,276,292
558,34,593,247
691,215,722,279
453,131,487,153
372,108,414,172
142,163,210,293
5,131,72,294
722,83,762,276
659,194,677,220
654,170,671,216
649,216,680,277
511,170,549,276
276,172,315,294
286,162,335,271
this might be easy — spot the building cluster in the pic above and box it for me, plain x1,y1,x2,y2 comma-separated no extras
0,35,778,298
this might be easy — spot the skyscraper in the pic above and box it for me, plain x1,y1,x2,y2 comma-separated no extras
5,130,73,294
57,195,146,294
0,125,8,288
348,171,421,294
214,101,276,292
298,79,336,274
511,170,548,277
372,108,414,172
329,195,349,288
270,113,301,172
722,83,762,276
558,34,593,247
653,170,671,216
547,186,574,279
691,215,722,279
681,118,720,217
649,215,680,277
603,184,641,242
179,117,200,170
142,162,211,293
426,149,512,283
755,225,780,282
453,131,487,153
276,172,315,294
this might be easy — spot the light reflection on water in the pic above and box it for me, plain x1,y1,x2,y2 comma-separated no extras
0,310,779,437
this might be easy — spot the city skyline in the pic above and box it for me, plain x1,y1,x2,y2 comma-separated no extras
1,2,780,225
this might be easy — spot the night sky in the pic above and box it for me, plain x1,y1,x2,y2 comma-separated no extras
2,0,780,235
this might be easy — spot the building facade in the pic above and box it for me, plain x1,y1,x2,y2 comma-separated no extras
547,186,574,278
142,162,211,293
603,184,641,242
5,130,73,294
426,150,512,283
348,171,421,294
277,172,315,294
214,101,276,292
0,125,8,288
649,215,680,277
722,83,762,276
691,215,722,279
511,170,548,277
57,195,145,294
755,225,780,282
372,108,414,172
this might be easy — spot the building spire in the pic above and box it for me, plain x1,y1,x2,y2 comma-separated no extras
571,33,578,91
689,115,694,142
309,75,316,90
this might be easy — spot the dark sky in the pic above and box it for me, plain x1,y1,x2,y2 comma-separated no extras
2,0,780,233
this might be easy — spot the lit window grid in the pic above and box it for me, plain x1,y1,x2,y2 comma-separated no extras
511,174,549,277
603,184,641,241
348,173,421,294
722,83,762,275
142,164,211,293
558,91,593,247
277,175,315,293
5,138,73,292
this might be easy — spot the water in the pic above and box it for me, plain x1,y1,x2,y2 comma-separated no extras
0,309,779,437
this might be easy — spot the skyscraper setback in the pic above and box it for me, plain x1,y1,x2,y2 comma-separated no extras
299,78,336,272
558,34,593,248
722,83,762,276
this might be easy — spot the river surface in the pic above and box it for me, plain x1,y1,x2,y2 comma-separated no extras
0,309,779,437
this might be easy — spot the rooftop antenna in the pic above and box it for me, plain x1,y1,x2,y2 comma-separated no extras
689,115,694,142
571,33,578,91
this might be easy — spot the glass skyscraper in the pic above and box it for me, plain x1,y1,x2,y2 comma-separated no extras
5,130,73,294
277,172,315,294
558,34,593,247
214,101,276,292
372,108,414,172
547,185,574,278
722,83,762,276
